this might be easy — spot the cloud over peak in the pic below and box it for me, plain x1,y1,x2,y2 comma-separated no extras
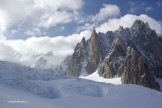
96,14,162,35
0,0,162,67
0,30,91,67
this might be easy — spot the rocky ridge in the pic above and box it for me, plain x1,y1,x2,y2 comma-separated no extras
64,20,162,91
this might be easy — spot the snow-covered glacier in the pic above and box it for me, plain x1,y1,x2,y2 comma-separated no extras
0,60,162,108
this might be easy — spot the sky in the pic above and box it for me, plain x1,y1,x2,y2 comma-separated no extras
0,0,162,67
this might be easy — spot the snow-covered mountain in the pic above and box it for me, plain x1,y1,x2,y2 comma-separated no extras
65,20,162,91
0,20,162,108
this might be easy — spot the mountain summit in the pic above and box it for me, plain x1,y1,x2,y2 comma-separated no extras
65,20,162,91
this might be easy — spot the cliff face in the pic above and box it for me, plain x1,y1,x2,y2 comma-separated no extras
67,30,114,76
98,37,126,78
67,37,88,76
131,20,162,76
65,20,162,90
86,29,104,74
121,47,160,91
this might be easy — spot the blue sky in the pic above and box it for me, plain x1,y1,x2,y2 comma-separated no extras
0,0,162,66
0,0,161,39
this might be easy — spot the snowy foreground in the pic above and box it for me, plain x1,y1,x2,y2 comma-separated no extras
0,61,162,108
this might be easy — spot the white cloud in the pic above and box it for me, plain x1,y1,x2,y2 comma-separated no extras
76,4,120,33
58,26,65,31
92,4,120,21
96,14,162,35
128,1,136,6
128,1,137,13
0,0,84,36
0,30,91,66
145,7,153,12
25,28,42,36
0,10,8,37
0,1,162,68
76,23,96,33
38,11,75,28
33,0,83,11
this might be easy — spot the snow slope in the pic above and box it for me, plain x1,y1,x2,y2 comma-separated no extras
0,61,162,108
80,71,121,85
1,78,162,108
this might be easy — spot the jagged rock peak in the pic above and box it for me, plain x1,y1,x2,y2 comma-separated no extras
131,19,162,74
66,20,162,91
98,36,126,78
119,26,124,32
81,36,85,42
133,19,145,26
86,29,102,74
91,29,97,37
92,29,96,32
89,29,99,47
89,29,99,48
132,19,151,30
67,36,89,77
81,36,86,46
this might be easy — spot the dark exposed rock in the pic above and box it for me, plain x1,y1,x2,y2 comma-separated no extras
86,30,115,74
67,30,115,76
86,29,103,74
67,37,88,76
65,20,162,90
130,20,162,78
121,47,160,91
98,37,126,78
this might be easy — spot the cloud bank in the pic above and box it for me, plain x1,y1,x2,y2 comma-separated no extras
0,1,162,68
1,13,161,67
96,14,162,35
0,30,91,67
0,30,90,66
0,0,84,37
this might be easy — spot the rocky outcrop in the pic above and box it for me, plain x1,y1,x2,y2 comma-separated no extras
98,37,126,78
65,20,162,90
121,47,160,91
131,20,162,76
67,37,88,76
98,37,160,90
86,30,115,74
67,30,114,76
86,29,103,74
